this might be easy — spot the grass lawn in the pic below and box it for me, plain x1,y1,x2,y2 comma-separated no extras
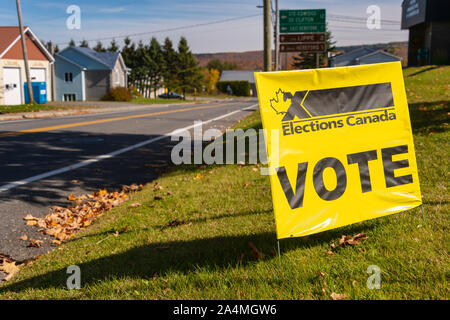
0,103,71,114
0,66,448,299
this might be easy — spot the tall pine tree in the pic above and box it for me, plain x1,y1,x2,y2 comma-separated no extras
79,39,89,48
93,41,106,52
162,37,177,92
147,37,164,98
175,37,203,99
108,39,119,52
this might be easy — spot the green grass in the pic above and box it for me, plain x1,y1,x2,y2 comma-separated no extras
0,66,448,300
0,103,69,114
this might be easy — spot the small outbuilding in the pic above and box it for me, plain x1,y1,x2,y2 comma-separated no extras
55,46,127,101
0,26,54,105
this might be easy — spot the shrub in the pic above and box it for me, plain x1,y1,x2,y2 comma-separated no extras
101,87,132,102
216,81,251,97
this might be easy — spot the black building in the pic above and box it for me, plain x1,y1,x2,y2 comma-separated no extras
401,0,450,66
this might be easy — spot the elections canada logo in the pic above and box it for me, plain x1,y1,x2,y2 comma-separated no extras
269,83,398,136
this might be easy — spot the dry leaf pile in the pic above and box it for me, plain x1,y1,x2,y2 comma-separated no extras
24,184,143,244
0,254,20,281
338,233,368,246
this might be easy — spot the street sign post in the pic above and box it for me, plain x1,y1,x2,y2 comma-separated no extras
279,9,325,34
278,9,326,68
280,43,325,53
280,33,325,43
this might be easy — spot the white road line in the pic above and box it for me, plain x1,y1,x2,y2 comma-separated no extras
0,103,258,193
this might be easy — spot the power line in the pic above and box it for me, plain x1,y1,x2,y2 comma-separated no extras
328,14,400,24
56,13,262,46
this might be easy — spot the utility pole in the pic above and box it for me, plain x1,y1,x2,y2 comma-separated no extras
50,42,56,102
275,0,279,71
263,0,272,71
16,0,34,104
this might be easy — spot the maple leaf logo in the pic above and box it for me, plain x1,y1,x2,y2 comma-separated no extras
270,88,291,115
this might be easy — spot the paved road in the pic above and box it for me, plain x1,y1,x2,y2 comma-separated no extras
0,98,258,265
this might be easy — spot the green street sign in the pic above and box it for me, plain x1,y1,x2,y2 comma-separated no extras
280,24,326,33
279,9,326,33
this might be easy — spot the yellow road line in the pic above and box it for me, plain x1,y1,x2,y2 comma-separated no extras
0,103,232,139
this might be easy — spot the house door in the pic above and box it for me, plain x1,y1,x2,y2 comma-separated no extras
3,67,22,105
30,68,46,82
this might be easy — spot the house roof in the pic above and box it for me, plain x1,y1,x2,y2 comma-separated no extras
219,70,259,84
62,46,121,70
330,47,376,66
355,50,403,62
55,53,87,70
0,26,54,62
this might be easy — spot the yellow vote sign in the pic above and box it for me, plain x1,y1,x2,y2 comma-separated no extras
255,62,422,239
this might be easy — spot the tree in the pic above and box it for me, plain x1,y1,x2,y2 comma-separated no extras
93,41,106,52
79,39,89,48
108,39,119,52
292,24,336,69
175,37,203,99
162,37,178,92
202,68,220,93
206,59,237,74
69,39,76,47
147,37,164,98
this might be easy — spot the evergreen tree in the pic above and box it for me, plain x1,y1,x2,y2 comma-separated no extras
121,37,136,86
69,39,76,47
147,37,164,98
175,37,203,99
79,39,89,48
162,37,178,92
292,25,336,69
93,41,106,52
108,39,119,52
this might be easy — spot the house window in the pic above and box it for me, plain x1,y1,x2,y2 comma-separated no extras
64,72,73,82
63,94,76,101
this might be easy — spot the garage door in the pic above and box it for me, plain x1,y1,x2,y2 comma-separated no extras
3,67,22,105
30,68,46,82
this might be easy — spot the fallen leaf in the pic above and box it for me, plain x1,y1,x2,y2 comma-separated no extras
27,239,43,248
19,235,28,241
330,292,349,300
164,219,186,228
193,173,202,180
248,242,265,260
51,239,62,246
0,260,20,281
68,193,77,201
154,195,163,200
338,233,368,246
244,182,252,188
317,270,328,277
130,202,141,207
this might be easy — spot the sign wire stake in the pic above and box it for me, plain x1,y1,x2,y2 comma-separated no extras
277,240,281,267
421,205,425,221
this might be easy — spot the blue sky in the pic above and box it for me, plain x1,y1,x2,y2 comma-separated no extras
1,0,408,53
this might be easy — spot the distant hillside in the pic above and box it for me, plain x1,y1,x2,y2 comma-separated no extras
194,41,408,69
